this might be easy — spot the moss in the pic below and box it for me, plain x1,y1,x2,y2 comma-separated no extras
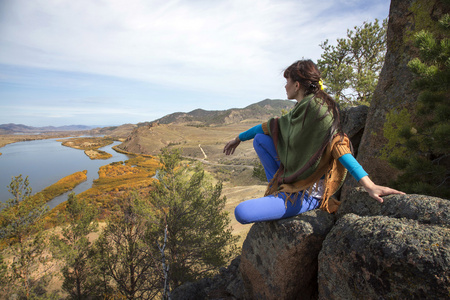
405,0,447,44
379,108,413,161
389,0,444,55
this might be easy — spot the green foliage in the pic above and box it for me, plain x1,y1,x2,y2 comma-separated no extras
51,193,101,299
0,175,51,299
381,13,450,199
94,192,160,299
317,19,387,106
150,148,239,291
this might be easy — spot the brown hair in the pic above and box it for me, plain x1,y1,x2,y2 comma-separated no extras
284,59,342,137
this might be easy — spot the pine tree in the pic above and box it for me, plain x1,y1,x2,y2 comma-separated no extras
318,19,387,106
51,193,102,299
150,148,238,292
382,13,450,198
94,192,160,299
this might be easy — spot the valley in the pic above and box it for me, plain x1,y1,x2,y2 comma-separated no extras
0,99,294,246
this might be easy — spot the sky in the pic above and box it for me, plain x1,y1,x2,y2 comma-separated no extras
0,0,391,127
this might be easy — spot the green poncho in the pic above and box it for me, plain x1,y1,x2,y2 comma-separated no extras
266,94,334,185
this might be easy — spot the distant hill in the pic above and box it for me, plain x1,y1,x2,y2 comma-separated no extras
149,99,295,126
0,123,95,134
87,124,138,139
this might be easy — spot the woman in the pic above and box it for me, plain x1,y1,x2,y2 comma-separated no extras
223,60,404,224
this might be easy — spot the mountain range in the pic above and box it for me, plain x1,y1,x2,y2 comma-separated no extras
0,123,96,134
1,99,295,136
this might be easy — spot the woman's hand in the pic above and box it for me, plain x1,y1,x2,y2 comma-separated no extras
359,176,405,203
223,137,241,155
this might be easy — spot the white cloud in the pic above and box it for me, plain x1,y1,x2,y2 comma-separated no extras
0,0,390,125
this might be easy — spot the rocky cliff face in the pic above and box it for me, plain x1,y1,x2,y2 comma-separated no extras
348,0,448,190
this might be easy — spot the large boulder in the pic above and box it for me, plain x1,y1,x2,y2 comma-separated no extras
319,190,450,299
239,210,335,300
337,187,450,225
318,213,450,299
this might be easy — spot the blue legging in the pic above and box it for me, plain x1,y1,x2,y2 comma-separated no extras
234,134,320,224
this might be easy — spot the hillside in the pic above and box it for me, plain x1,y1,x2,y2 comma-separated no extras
87,123,138,139
117,99,295,158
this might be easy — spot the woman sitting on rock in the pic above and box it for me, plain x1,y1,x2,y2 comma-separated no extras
223,59,404,224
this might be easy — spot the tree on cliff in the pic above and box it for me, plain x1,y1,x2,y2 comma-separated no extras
0,175,51,298
381,13,450,198
317,18,387,106
150,148,238,293
51,193,103,299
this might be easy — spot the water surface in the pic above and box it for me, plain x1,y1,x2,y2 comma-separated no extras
0,138,129,208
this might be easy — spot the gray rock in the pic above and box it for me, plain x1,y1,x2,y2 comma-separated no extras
171,256,244,300
341,0,450,200
239,210,335,300
340,105,369,139
318,214,450,300
340,105,369,156
171,279,210,300
353,0,422,187
337,187,450,226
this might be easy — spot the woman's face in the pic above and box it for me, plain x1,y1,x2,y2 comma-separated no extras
285,77,299,100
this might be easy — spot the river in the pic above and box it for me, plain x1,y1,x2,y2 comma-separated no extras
0,138,130,208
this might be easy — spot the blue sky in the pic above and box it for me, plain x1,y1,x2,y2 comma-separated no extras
0,0,390,127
